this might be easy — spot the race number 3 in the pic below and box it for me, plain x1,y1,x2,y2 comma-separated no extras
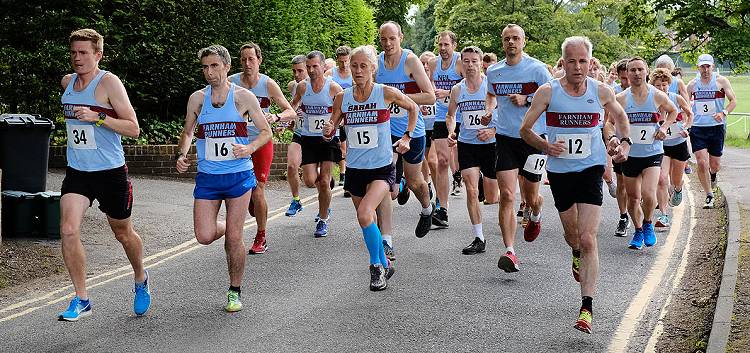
67,124,97,150
206,137,236,161
462,110,484,130
556,134,591,159
522,154,547,175
695,101,717,115
634,126,656,144
347,125,378,149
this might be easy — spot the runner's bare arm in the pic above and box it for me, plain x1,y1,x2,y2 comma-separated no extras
290,82,306,110
520,84,558,155
385,85,419,154
61,74,73,89
654,90,678,139
406,53,436,105
428,57,449,99
71,74,140,138
482,91,496,125
175,91,202,173
718,76,737,116
677,80,689,103
323,92,345,139
604,85,630,162
446,85,460,138
267,78,296,122
675,95,693,128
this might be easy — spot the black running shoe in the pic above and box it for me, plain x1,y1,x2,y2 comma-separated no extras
397,179,410,205
614,216,630,237
478,174,485,203
462,237,486,255
343,190,351,198
369,264,387,291
383,240,395,261
432,207,449,228
416,203,435,238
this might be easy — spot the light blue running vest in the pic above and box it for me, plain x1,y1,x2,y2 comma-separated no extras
663,92,687,147
298,78,334,137
61,70,126,171
457,77,494,144
433,52,462,123
375,50,426,138
331,67,353,89
624,85,664,157
691,73,725,127
342,84,393,169
228,73,270,142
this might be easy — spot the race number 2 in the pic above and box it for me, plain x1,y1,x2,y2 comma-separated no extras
634,125,656,144
206,137,236,161
347,125,378,149
67,124,97,150
556,134,591,159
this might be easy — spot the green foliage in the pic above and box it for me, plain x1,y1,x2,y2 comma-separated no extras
0,0,376,145
408,0,438,55
367,0,413,27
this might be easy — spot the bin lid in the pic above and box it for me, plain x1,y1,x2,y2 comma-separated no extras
0,114,55,130
1,190,40,198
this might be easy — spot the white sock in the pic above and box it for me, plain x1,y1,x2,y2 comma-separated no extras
382,235,393,247
506,246,515,255
421,205,433,215
472,224,484,241
529,212,541,222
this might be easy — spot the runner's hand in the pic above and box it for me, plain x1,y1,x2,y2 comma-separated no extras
545,140,566,157
72,106,99,123
393,138,411,154
176,155,191,174
435,89,450,99
481,111,493,126
477,128,495,142
321,120,335,141
508,94,527,107
713,112,725,123
232,143,254,158
606,136,620,151
612,143,629,163
655,126,668,141
447,133,457,147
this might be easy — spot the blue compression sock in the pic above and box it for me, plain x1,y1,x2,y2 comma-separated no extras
362,223,386,266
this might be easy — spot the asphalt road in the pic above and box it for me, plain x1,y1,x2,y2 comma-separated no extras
0,169,695,353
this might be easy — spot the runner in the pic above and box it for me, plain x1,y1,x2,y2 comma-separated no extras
376,21,437,247
612,58,632,236
58,28,151,321
484,24,551,272
322,45,417,291
650,68,693,231
687,54,737,208
285,55,309,216
429,30,464,228
589,57,617,199
175,44,271,311
290,51,344,237
616,57,678,249
654,55,695,175
444,46,499,254
520,36,631,333
482,53,498,74
419,51,438,204
228,42,296,254
325,46,353,195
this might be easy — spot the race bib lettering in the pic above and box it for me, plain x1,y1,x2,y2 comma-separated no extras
348,125,378,149
205,137,236,161
461,110,485,130
634,126,656,144
695,101,717,115
522,154,547,175
308,114,330,134
556,134,591,159
665,123,682,140
441,96,450,105
389,103,407,119
421,105,436,119
67,124,97,150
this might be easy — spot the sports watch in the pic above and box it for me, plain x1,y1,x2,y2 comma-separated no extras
96,112,107,127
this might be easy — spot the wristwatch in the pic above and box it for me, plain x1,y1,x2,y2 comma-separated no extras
620,137,632,145
722,109,729,117
525,95,533,107
175,151,186,160
96,112,107,127
403,130,413,139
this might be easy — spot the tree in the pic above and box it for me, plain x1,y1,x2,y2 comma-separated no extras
408,0,438,55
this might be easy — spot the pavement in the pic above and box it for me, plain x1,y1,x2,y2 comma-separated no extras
0,167,701,352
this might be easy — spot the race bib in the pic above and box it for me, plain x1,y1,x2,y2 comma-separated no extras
67,124,97,150
389,103,407,119
421,105,436,119
556,134,591,159
295,113,304,131
205,137,236,161
634,125,656,144
665,122,683,140
308,114,330,134
441,95,450,105
695,101,717,115
348,125,378,149
461,110,485,130
523,154,547,175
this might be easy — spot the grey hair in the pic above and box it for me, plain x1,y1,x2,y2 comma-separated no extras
654,54,675,69
419,51,436,61
307,50,326,63
350,45,378,70
291,55,306,65
198,45,231,65
561,36,593,59
461,46,484,59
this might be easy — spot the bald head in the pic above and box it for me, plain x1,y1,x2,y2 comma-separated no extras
379,21,402,36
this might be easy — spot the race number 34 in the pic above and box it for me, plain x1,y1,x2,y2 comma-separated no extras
67,124,97,150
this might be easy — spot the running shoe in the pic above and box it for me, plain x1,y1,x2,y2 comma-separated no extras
703,194,715,209
516,202,526,218
432,207,449,228
339,174,345,186
343,190,351,198
416,203,435,238
369,264,387,291
248,197,255,218
670,188,683,207
684,165,693,174
606,181,617,198
285,199,303,217
450,179,462,196
478,175,485,203
225,290,242,312
462,237,486,255
248,232,267,254
628,228,644,250
524,215,541,242
497,251,520,273
384,260,395,280
397,179,410,205
572,253,581,283
314,208,333,223
614,215,630,237
133,270,151,316
644,222,657,247
314,219,329,238
383,240,395,261
58,296,92,321
574,308,593,334
654,215,670,232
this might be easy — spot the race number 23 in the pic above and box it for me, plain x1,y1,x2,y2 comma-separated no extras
556,134,591,159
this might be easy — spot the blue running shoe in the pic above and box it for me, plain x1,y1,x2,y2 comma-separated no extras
314,219,329,238
643,223,657,247
314,208,332,223
670,188,683,207
628,229,644,250
133,270,151,316
285,199,303,217
58,296,92,321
